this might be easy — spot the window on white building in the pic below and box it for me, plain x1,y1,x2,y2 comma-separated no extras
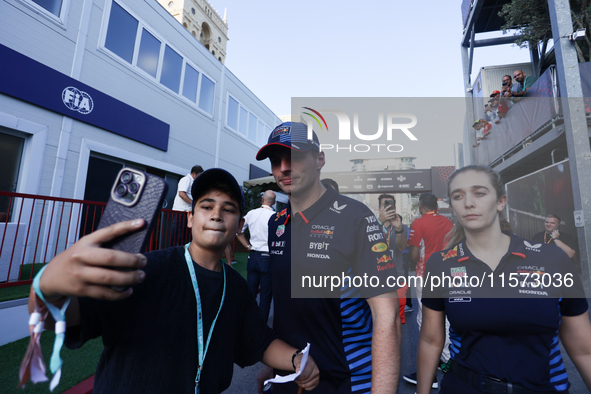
198,75,215,114
102,1,216,115
227,96,239,131
137,29,161,78
248,113,257,143
160,45,183,93
182,64,199,103
30,0,62,16
239,107,248,136
257,121,270,146
226,95,269,145
104,2,138,64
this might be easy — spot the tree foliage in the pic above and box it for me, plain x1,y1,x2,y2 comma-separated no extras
499,0,591,62
242,185,263,215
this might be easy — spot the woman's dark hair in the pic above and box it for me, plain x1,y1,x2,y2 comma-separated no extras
445,165,506,248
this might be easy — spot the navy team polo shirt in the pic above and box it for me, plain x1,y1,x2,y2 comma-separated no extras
268,186,400,393
422,232,588,392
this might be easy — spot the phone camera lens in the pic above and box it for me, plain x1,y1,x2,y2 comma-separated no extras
128,182,140,194
115,184,127,197
121,171,133,184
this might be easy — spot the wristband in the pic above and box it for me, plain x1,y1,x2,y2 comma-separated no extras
395,228,404,234
291,349,302,371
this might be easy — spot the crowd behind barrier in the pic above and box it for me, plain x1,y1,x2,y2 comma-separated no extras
471,62,591,165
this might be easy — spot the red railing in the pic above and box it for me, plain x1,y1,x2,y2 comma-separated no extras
0,191,212,289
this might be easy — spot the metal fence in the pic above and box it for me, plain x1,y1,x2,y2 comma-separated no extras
0,191,202,288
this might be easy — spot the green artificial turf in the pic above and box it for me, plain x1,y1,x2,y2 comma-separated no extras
0,251,248,393
228,252,248,279
0,332,102,393
0,264,44,302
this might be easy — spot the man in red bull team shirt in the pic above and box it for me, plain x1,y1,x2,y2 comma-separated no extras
256,122,402,394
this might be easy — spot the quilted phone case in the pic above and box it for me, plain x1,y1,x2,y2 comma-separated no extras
97,170,168,254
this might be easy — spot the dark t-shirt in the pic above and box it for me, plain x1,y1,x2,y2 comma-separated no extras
422,233,587,392
532,231,579,272
532,231,577,253
65,246,275,393
267,187,399,393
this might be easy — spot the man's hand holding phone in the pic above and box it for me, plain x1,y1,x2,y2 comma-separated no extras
379,202,396,225
38,219,148,303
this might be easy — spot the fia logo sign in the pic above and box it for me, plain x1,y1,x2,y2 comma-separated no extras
62,87,94,114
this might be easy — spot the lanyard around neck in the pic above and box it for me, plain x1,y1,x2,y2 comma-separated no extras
184,244,227,393
543,232,554,244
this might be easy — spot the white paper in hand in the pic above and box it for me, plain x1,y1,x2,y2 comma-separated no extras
264,343,310,385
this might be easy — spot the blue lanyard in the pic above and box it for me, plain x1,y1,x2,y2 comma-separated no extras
184,244,226,394
32,265,71,391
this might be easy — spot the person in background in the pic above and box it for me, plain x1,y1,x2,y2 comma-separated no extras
171,165,203,246
509,69,537,99
483,104,494,122
501,74,515,110
377,194,410,324
236,190,277,323
417,165,591,393
403,193,453,389
532,214,579,273
256,122,401,393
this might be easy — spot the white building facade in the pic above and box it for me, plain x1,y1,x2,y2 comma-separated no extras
0,0,278,208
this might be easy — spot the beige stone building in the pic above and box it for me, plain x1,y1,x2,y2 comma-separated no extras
158,0,228,63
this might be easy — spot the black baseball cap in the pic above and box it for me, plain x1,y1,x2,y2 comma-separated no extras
191,168,245,215
256,122,320,160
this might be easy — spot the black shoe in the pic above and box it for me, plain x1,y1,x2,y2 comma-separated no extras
403,372,438,389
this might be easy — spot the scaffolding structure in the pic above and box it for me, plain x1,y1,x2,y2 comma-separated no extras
460,0,591,293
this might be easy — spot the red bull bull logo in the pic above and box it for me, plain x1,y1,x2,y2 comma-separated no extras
376,254,393,264
275,208,287,221
441,246,458,261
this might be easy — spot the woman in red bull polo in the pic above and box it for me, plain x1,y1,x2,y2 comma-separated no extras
416,165,591,393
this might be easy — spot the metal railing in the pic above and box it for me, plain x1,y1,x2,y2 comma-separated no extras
0,191,207,288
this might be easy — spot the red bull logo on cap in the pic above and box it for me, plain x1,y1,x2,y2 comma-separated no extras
272,126,290,138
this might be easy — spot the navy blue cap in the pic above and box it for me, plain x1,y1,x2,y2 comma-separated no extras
191,168,245,215
256,122,320,160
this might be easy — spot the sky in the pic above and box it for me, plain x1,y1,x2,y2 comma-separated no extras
207,0,533,168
